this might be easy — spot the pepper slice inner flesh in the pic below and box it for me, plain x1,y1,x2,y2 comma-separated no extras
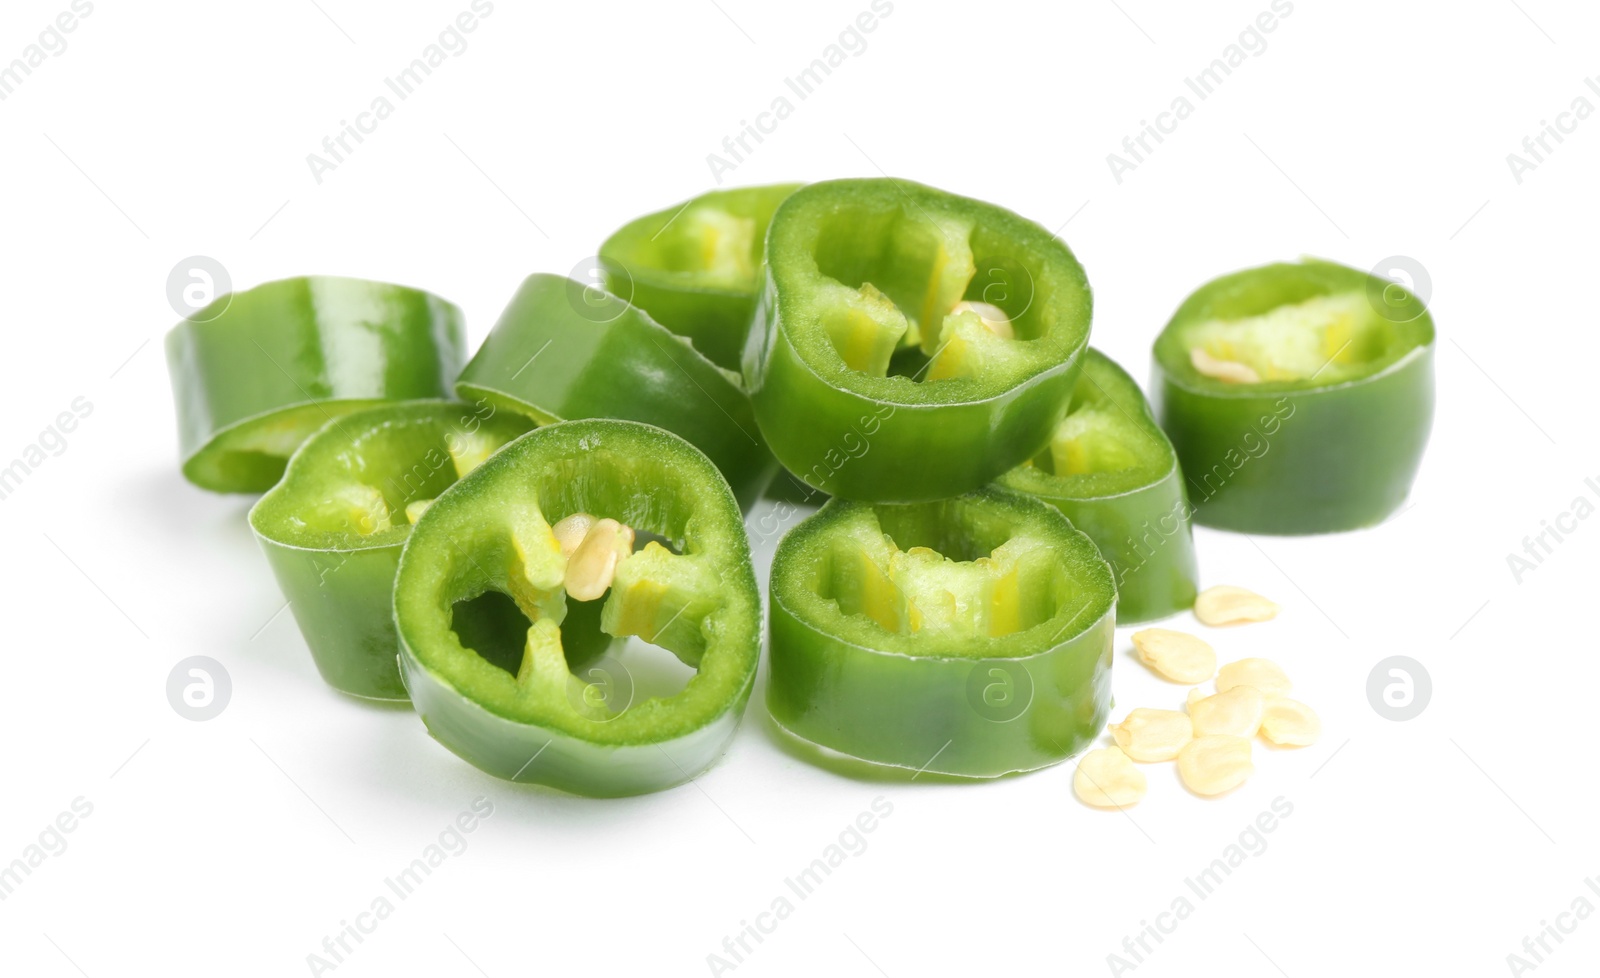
429,495,724,724
1181,291,1393,384
816,507,1069,644
656,206,759,288
599,184,802,372
1155,260,1433,394
800,206,1041,383
1019,357,1169,491
252,405,524,551
786,494,1113,658
603,185,799,295
1036,400,1157,480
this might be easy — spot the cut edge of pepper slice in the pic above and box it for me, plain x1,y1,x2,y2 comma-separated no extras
767,487,1115,779
394,419,760,796
165,275,466,494
997,348,1199,622
248,400,533,700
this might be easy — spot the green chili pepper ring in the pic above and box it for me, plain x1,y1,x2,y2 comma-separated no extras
599,183,801,371
166,276,466,493
998,349,1199,623
767,488,1116,778
1151,258,1435,534
394,419,761,797
744,178,1094,502
249,401,533,700
455,273,777,513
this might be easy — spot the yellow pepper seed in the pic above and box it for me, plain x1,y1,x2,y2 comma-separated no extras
1194,585,1279,625
403,498,434,524
1190,347,1261,384
1189,686,1267,738
1131,628,1217,684
1108,708,1193,762
1073,747,1147,808
1216,657,1292,697
949,300,1015,339
1177,735,1255,796
1259,697,1321,747
563,517,636,602
551,512,598,558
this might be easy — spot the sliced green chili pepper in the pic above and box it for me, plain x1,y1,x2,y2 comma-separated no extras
248,401,535,700
455,274,776,513
1151,258,1435,534
166,276,466,493
767,488,1115,778
394,419,760,797
744,178,1093,502
997,349,1198,623
599,183,801,371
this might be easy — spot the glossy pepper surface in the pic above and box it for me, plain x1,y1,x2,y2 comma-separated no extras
767,488,1115,778
394,419,761,797
998,348,1198,623
743,178,1093,502
249,401,533,700
455,274,776,512
166,276,465,493
1151,258,1435,534
599,183,801,371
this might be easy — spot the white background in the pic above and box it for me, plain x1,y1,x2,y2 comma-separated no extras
1,0,1596,975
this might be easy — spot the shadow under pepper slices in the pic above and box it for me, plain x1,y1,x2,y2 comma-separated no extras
1151,258,1435,534
743,178,1093,503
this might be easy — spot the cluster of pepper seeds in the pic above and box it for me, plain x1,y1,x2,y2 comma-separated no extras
1073,585,1322,808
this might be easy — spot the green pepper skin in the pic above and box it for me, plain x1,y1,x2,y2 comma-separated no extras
599,184,801,371
767,489,1116,778
166,276,466,493
744,179,1093,503
395,420,761,797
456,274,777,513
1151,260,1435,534
258,529,406,699
249,402,533,700
997,349,1198,623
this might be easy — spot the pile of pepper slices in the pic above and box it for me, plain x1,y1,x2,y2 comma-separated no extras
166,179,1435,797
